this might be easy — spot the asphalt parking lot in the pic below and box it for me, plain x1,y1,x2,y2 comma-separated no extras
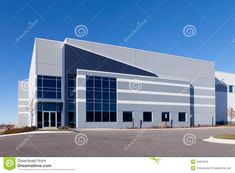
0,127,235,157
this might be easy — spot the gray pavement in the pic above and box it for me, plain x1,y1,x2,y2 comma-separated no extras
0,127,235,157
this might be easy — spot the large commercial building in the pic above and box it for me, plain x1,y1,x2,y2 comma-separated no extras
215,71,235,124
18,38,230,129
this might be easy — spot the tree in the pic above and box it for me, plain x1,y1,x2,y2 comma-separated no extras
228,107,235,121
25,98,35,126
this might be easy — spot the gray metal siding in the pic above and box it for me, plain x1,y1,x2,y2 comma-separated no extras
66,39,216,128
76,70,192,128
118,94,190,103
215,78,228,124
118,82,190,93
193,89,214,96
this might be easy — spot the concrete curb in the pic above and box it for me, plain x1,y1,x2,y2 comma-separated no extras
203,136,235,145
0,131,74,138
76,126,235,132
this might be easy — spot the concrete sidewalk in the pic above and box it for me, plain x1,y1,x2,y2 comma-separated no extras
0,130,74,138
203,136,235,145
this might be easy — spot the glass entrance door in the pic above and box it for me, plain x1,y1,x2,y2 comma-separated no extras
50,112,56,127
43,112,49,127
43,112,57,128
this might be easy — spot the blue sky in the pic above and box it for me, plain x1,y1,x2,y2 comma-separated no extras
1,0,235,124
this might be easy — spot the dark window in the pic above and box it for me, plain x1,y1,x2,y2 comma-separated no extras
37,112,42,128
86,76,117,122
103,112,109,122
42,102,57,111
57,112,61,127
57,92,61,99
102,103,109,111
37,112,42,122
229,85,234,93
123,111,133,122
68,103,75,111
67,75,76,125
95,112,102,122
43,79,56,88
37,102,43,110
162,112,170,122
110,79,116,88
95,77,101,88
178,112,186,122
68,90,75,99
37,102,62,112
37,91,42,98
102,102,109,112
86,77,94,88
110,103,116,111
86,102,94,111
86,90,93,99
86,112,94,122
102,79,109,89
37,75,61,99
95,91,102,100
110,112,117,122
102,91,109,100
38,79,42,87
57,80,61,88
68,79,75,88
110,92,116,100
43,91,56,99
68,112,76,128
95,102,101,111
143,112,152,122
